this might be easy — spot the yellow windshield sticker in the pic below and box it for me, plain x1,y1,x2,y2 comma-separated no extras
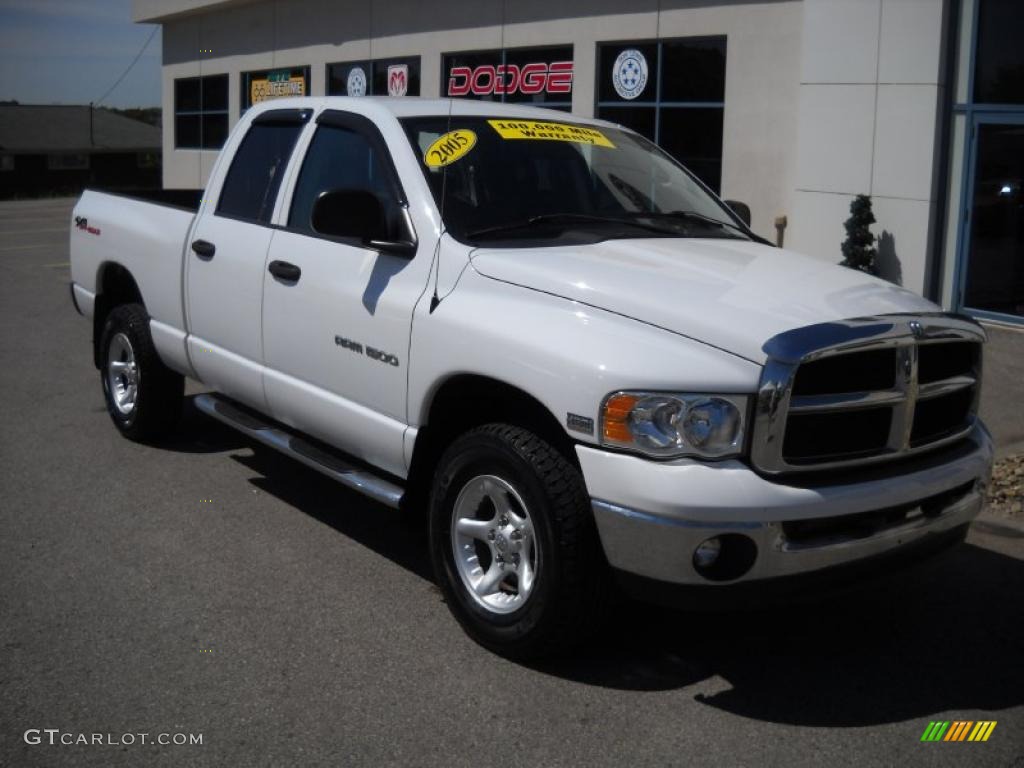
423,129,477,168
487,120,615,148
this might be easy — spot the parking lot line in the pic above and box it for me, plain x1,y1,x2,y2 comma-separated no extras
0,243,55,252
1,228,69,235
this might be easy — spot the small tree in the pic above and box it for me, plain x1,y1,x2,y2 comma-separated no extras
840,194,878,275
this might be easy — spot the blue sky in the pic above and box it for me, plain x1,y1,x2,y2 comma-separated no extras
0,0,161,108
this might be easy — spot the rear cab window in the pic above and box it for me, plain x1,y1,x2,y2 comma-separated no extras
216,109,311,223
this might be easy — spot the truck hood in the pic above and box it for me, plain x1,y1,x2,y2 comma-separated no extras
469,238,937,363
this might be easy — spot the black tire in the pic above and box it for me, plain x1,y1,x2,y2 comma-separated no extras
429,423,609,658
99,303,183,441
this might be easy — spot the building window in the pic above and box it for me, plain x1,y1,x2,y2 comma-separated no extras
0,155,13,172
47,153,89,170
241,66,311,111
596,37,726,192
174,74,229,150
442,45,573,110
327,57,421,97
973,0,1024,104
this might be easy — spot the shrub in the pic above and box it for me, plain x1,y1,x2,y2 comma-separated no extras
840,194,879,276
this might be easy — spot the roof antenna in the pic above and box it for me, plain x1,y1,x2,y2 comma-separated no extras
429,94,456,313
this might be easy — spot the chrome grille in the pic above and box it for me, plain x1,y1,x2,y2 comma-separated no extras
751,314,984,474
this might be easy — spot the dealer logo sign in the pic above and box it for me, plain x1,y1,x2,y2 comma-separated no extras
447,61,573,97
388,64,408,97
612,48,648,100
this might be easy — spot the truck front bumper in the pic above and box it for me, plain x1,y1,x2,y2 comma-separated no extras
578,423,992,589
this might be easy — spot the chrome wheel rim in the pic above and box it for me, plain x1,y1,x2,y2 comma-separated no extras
106,332,139,415
451,474,537,615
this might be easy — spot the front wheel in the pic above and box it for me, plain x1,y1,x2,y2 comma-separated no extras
99,303,183,441
429,424,609,658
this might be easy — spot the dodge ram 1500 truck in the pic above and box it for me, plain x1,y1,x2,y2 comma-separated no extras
70,97,993,658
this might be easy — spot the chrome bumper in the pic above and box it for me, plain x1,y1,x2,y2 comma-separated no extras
580,424,993,586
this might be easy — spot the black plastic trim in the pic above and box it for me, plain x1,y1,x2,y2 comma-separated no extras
252,108,313,126
69,282,82,315
614,523,969,610
314,109,408,206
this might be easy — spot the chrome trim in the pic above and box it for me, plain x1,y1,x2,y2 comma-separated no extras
918,375,977,400
194,393,404,508
753,313,985,474
591,500,762,531
591,484,983,585
790,389,907,413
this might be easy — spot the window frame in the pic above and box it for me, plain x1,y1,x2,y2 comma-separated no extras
594,36,727,191
970,0,1024,106
279,109,415,251
440,44,574,110
173,73,229,150
325,56,422,97
240,66,311,113
214,108,312,225
948,0,1024,325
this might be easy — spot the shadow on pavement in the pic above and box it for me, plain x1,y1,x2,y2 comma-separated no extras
230,442,435,584
531,541,1024,726
148,396,253,454
181,400,1022,727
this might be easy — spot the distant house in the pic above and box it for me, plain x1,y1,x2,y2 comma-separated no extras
0,104,161,199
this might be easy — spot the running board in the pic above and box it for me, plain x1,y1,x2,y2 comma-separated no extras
193,393,404,509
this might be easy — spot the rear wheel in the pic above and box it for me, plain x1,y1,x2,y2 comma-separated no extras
429,423,609,658
99,303,183,441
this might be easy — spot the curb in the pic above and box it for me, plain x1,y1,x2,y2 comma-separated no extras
973,513,1024,539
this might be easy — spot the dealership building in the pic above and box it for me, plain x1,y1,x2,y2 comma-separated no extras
133,0,1024,325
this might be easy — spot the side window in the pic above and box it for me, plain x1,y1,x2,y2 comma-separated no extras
217,119,305,223
288,123,400,237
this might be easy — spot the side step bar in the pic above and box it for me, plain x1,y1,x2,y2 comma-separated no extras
193,393,404,509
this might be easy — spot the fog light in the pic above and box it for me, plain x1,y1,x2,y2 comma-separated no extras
693,537,722,569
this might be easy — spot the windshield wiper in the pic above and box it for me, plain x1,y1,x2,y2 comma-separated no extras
465,213,678,240
620,210,749,238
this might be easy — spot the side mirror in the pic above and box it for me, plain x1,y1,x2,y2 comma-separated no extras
311,189,416,256
724,199,752,227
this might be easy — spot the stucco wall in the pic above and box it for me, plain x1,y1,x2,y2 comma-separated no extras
787,0,951,295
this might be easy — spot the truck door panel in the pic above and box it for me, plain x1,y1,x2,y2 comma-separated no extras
262,111,426,477
185,110,309,410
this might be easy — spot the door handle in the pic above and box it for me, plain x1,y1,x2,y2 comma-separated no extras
191,239,216,259
268,260,301,282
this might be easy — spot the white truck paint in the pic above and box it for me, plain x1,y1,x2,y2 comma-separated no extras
70,97,992,654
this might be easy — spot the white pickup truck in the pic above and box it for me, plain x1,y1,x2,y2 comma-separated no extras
70,97,993,657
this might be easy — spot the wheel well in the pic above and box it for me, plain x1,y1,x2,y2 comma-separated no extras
92,262,143,368
404,375,579,513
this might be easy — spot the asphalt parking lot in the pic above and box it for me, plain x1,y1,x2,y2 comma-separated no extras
1,196,1022,767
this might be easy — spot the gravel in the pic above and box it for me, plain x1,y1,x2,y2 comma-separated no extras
986,453,1024,520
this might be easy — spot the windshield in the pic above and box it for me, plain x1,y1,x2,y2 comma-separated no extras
400,115,751,247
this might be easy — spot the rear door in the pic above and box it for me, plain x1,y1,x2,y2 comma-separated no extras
261,110,430,477
185,108,310,409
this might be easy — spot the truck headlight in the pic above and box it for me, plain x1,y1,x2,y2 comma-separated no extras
600,392,747,459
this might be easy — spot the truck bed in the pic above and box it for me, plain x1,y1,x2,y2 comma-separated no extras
70,188,202,377
87,187,204,212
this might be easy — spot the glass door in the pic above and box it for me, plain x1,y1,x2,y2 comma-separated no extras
960,115,1024,320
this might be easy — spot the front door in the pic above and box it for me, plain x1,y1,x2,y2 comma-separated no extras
261,111,430,478
960,115,1024,321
